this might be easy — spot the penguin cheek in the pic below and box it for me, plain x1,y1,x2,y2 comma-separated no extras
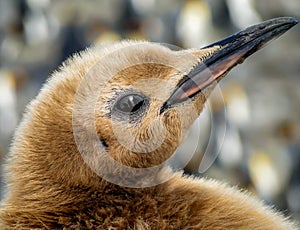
163,98,202,132
161,109,185,148
95,119,178,167
191,93,208,116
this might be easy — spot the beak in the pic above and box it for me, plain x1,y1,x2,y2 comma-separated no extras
161,17,298,114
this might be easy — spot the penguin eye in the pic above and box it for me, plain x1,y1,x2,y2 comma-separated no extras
114,94,146,114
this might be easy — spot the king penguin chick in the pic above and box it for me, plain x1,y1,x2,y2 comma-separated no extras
0,17,298,229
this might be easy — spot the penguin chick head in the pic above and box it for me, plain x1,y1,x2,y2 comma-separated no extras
7,17,297,190
85,17,298,171
87,43,221,168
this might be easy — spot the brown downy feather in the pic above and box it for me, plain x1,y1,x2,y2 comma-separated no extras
0,41,296,229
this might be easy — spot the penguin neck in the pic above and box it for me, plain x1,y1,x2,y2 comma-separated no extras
5,143,173,212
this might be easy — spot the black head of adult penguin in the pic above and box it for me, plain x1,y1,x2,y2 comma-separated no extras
0,17,298,229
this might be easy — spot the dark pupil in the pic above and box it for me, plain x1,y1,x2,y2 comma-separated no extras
117,94,145,113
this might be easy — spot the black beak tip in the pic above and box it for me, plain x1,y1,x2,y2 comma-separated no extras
269,16,298,25
271,17,298,31
204,17,298,50
283,17,298,25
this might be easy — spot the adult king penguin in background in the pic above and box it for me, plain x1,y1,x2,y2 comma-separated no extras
0,17,298,229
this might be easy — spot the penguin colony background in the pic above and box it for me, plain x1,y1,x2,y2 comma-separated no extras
0,16,298,229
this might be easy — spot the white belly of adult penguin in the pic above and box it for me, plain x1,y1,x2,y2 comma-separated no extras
0,17,298,229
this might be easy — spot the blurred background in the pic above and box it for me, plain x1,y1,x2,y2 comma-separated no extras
0,0,299,224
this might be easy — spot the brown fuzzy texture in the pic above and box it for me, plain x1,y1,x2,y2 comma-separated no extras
0,41,297,229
